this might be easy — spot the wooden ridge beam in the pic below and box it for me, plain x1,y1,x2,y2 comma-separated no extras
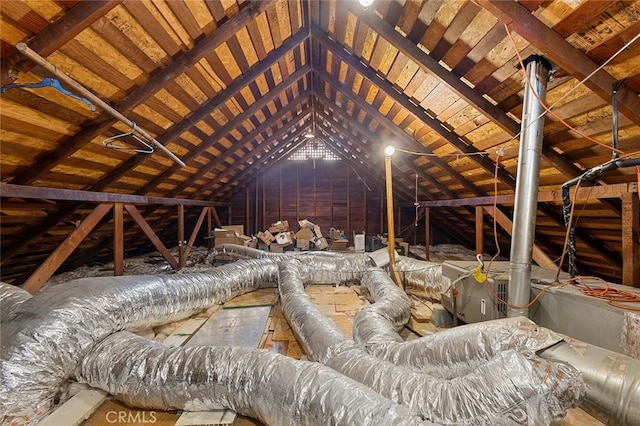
475,0,640,127
21,203,113,293
0,183,228,206
418,183,638,207
9,0,276,185
1,0,122,85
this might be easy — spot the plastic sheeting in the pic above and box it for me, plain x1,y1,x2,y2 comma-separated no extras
78,331,426,426
278,259,583,425
355,270,565,378
0,282,31,324
0,258,277,424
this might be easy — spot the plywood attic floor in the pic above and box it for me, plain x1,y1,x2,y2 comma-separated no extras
67,285,600,426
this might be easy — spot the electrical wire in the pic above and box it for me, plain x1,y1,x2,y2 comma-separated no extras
394,147,493,158
569,276,640,311
484,150,503,276
504,23,630,157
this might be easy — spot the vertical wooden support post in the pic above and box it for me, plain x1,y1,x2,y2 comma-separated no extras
384,152,402,286
622,193,640,287
424,207,430,260
113,203,124,276
245,186,251,235
363,175,367,237
207,207,212,249
22,203,113,293
227,206,232,225
178,204,185,269
475,205,484,255
347,168,351,237
262,174,266,230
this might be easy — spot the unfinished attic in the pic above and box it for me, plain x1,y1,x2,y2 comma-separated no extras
1,0,640,425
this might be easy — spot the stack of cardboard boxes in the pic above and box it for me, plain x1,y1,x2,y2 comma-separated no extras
255,220,331,252
213,220,353,253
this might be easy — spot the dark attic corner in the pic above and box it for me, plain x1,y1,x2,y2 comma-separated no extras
1,0,639,425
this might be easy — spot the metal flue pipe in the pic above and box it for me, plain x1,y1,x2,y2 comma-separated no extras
508,55,552,317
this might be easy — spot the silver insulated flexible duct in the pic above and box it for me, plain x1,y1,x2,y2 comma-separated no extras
6,249,635,425
278,258,583,424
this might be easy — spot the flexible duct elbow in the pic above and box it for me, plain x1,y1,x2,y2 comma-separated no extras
278,259,582,424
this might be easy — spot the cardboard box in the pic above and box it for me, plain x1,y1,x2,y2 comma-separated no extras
213,230,241,246
298,219,316,229
329,227,344,240
223,225,244,236
296,238,310,250
295,227,314,240
238,234,252,246
269,220,289,233
331,240,349,251
313,225,323,238
257,230,275,245
275,232,292,246
269,243,284,253
314,237,329,250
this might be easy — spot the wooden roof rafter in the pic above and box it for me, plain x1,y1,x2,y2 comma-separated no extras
8,0,276,186
475,0,640,127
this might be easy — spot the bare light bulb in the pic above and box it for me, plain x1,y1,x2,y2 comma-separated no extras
359,0,374,8
384,145,395,156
